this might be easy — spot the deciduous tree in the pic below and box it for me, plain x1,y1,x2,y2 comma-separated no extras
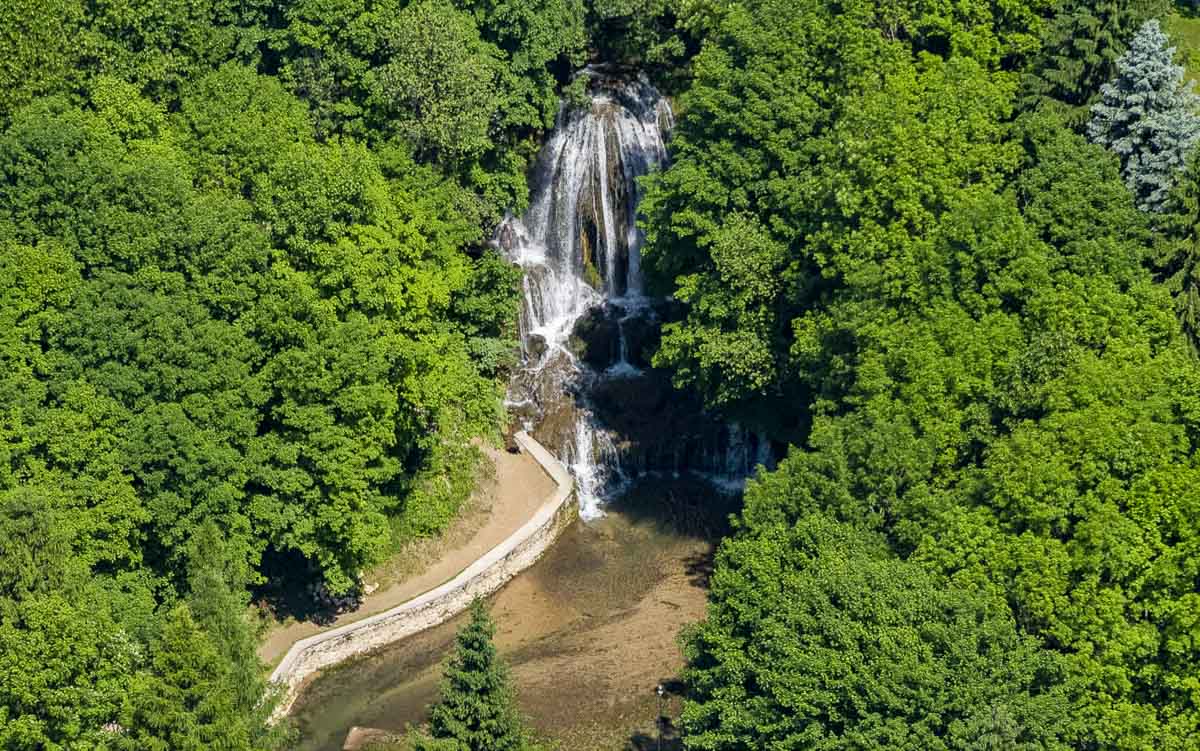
683,515,1070,751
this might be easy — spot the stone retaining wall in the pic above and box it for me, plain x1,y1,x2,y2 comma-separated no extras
269,431,576,718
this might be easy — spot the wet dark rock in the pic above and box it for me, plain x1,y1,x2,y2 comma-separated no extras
619,314,660,369
586,368,742,476
571,306,621,370
526,333,548,361
591,370,670,419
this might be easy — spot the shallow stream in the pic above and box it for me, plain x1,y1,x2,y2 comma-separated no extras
290,483,719,750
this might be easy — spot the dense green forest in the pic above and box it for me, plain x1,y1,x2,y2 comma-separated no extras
642,1,1200,749
4,0,1200,748
0,0,592,746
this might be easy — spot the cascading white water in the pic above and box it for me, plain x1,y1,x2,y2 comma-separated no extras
497,73,669,519
498,71,769,519
501,76,669,348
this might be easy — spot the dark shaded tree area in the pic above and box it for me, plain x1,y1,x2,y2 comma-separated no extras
638,0,1200,748
0,0,588,746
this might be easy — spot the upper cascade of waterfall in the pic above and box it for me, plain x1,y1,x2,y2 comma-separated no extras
496,72,671,355
497,71,771,519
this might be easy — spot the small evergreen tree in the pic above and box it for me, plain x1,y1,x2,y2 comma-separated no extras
1088,18,1200,212
415,599,529,751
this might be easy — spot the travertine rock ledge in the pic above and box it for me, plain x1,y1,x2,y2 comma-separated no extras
269,431,576,718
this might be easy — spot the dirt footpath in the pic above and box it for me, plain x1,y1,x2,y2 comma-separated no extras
259,444,557,666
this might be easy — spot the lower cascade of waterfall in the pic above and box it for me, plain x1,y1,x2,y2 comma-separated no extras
497,69,773,519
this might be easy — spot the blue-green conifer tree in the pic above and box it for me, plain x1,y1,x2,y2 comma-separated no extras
1088,19,1200,212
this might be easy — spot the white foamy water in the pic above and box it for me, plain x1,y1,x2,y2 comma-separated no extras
497,72,771,517
497,73,670,517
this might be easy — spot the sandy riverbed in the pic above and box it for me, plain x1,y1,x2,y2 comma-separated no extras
289,480,720,751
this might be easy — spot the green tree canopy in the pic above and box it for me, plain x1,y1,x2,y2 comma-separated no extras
367,1,505,163
641,1,1200,747
0,0,538,746
684,514,1070,750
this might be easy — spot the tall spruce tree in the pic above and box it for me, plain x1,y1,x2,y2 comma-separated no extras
415,600,529,751
123,605,261,751
1158,151,1200,351
1021,0,1169,123
1088,18,1200,212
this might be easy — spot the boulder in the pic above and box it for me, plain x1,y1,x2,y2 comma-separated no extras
619,313,661,369
570,305,620,370
525,332,548,361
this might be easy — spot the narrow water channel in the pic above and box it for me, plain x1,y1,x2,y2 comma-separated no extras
290,480,723,751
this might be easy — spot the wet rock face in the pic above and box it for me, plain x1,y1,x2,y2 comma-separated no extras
619,313,659,369
570,306,621,370
590,370,671,425
587,368,742,476
531,399,584,464
567,302,662,372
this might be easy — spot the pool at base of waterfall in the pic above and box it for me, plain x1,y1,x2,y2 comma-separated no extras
288,476,730,751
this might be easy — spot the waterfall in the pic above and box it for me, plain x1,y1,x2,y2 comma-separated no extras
497,71,771,519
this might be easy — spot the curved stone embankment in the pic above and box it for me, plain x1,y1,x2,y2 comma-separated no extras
269,431,576,718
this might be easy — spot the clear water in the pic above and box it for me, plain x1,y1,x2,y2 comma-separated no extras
288,495,713,750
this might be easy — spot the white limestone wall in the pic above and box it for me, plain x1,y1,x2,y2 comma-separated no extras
269,431,576,718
